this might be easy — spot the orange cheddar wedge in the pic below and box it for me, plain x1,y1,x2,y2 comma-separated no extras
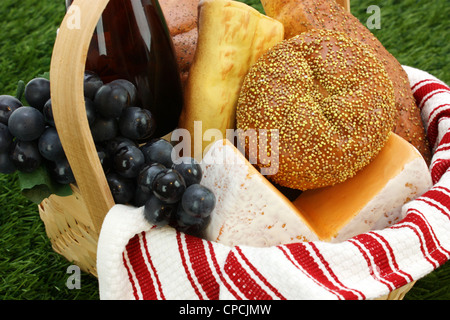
293,133,432,242
201,133,432,247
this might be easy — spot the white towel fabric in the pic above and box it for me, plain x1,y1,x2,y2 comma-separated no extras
97,66,450,300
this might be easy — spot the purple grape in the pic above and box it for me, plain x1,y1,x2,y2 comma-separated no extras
0,95,22,125
109,79,137,106
42,99,55,126
0,123,13,152
48,157,75,185
24,78,50,111
83,71,103,100
132,186,153,207
143,194,177,227
181,184,216,218
174,204,211,236
90,116,118,142
8,106,45,141
104,136,137,156
106,172,135,204
152,169,186,204
84,98,96,127
140,138,174,168
112,144,145,178
38,127,65,161
10,140,42,173
94,83,130,118
172,157,202,186
119,106,156,141
136,163,166,193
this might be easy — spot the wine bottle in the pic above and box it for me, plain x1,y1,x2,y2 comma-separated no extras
65,0,183,138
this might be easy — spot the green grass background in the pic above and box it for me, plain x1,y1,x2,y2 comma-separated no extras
0,0,448,300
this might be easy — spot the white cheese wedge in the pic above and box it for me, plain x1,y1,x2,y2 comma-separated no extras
201,139,319,246
201,133,432,246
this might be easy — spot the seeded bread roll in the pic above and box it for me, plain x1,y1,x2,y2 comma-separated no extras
236,29,396,190
260,0,431,164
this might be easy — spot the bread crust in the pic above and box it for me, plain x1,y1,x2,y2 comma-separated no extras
261,0,431,163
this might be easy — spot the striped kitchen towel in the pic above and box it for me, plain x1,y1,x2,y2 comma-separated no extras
97,66,450,300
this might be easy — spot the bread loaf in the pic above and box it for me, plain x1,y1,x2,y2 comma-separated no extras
260,0,431,163
159,0,199,87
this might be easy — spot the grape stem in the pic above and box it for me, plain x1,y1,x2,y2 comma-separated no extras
15,80,25,101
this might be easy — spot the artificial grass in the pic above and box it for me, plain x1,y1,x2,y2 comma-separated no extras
0,0,99,300
0,0,449,300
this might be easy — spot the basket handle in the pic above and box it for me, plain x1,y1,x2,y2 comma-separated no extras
49,0,351,234
50,0,113,234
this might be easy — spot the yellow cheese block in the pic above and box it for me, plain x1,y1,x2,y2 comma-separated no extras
201,133,432,246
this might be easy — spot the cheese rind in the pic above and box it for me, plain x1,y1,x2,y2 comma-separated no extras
202,134,432,247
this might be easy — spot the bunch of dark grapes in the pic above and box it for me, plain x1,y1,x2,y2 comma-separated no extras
84,71,216,235
0,72,216,237
0,77,74,184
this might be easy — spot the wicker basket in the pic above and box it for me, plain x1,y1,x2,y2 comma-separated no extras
41,0,415,299
43,0,114,276
39,185,99,277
